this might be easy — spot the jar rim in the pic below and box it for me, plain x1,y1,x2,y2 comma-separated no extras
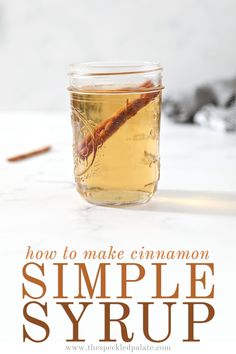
68,61,162,77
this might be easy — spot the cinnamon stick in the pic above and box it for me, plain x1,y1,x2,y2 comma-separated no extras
77,80,159,160
7,145,51,162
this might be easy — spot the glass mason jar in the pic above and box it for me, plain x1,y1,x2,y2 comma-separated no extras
68,62,163,206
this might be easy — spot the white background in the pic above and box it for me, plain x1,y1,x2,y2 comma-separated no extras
0,0,236,110
0,1,236,353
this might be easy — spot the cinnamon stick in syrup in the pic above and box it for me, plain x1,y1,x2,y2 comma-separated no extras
77,81,159,160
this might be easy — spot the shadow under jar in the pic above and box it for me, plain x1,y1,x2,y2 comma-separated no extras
68,62,164,206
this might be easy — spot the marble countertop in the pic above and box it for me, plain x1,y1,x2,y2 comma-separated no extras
1,111,236,223
1,111,236,242
0,112,236,352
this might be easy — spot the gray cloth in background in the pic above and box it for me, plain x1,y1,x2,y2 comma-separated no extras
163,78,236,132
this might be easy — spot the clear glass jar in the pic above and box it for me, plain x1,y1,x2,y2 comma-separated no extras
68,61,163,206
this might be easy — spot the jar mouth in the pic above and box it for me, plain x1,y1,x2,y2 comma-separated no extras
69,61,162,77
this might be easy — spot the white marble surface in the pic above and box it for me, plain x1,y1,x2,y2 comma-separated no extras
0,112,236,353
